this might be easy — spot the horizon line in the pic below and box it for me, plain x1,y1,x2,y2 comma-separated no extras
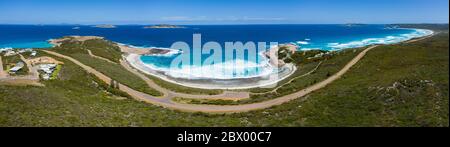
0,23,449,26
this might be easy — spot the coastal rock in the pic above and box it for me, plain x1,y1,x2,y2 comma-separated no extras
264,44,298,67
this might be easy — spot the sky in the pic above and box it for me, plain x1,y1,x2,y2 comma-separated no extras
0,0,448,24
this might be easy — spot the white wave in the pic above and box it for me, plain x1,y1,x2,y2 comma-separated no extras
0,47,13,51
300,48,321,51
328,29,434,50
118,42,182,57
141,58,276,80
139,45,273,79
296,41,309,45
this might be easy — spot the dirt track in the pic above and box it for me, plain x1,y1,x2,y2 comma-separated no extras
0,56,6,78
38,34,433,113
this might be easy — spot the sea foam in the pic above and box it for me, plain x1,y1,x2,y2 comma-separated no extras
142,58,275,80
328,29,433,50
296,41,310,45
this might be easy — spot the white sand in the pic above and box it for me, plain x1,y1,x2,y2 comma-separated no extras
125,53,297,90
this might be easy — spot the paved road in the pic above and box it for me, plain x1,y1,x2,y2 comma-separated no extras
39,34,433,113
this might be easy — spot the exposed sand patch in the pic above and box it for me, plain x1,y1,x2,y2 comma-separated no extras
0,55,7,78
264,44,298,67
28,56,64,66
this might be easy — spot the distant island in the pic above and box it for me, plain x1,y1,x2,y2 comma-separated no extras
93,24,117,28
344,23,367,27
144,24,186,29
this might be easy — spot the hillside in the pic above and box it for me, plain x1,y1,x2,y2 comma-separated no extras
0,25,448,127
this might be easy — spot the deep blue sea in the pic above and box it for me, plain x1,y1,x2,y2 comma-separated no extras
0,24,433,79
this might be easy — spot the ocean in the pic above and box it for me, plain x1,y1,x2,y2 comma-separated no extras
0,24,433,79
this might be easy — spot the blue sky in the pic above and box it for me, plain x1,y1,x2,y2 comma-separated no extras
0,0,448,24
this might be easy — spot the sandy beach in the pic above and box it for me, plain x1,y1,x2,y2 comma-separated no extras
125,53,297,90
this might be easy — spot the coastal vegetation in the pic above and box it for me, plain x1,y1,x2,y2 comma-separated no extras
50,38,163,96
146,75,223,95
54,37,122,63
82,39,123,63
71,53,162,96
0,24,447,127
50,65,62,80
392,24,449,32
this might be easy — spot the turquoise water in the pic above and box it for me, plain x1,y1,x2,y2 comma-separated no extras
0,24,433,79
0,41,53,49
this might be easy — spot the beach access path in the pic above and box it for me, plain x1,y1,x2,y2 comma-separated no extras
251,61,323,95
39,33,434,113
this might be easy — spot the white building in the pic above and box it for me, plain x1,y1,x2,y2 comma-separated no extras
9,62,25,74
0,47,13,53
31,51,37,57
37,64,57,80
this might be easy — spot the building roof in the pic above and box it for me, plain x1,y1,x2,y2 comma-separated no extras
9,66,23,72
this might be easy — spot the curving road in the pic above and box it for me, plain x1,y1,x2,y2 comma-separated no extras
38,33,434,113
120,59,250,100
251,61,323,95
41,44,377,113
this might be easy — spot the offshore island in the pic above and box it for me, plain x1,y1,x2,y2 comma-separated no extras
144,24,186,29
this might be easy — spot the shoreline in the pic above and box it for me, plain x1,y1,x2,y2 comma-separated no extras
4,27,434,90
124,28,434,90
125,53,297,90
298,28,434,51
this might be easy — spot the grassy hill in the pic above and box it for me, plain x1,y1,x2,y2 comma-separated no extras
50,38,162,96
0,25,448,127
